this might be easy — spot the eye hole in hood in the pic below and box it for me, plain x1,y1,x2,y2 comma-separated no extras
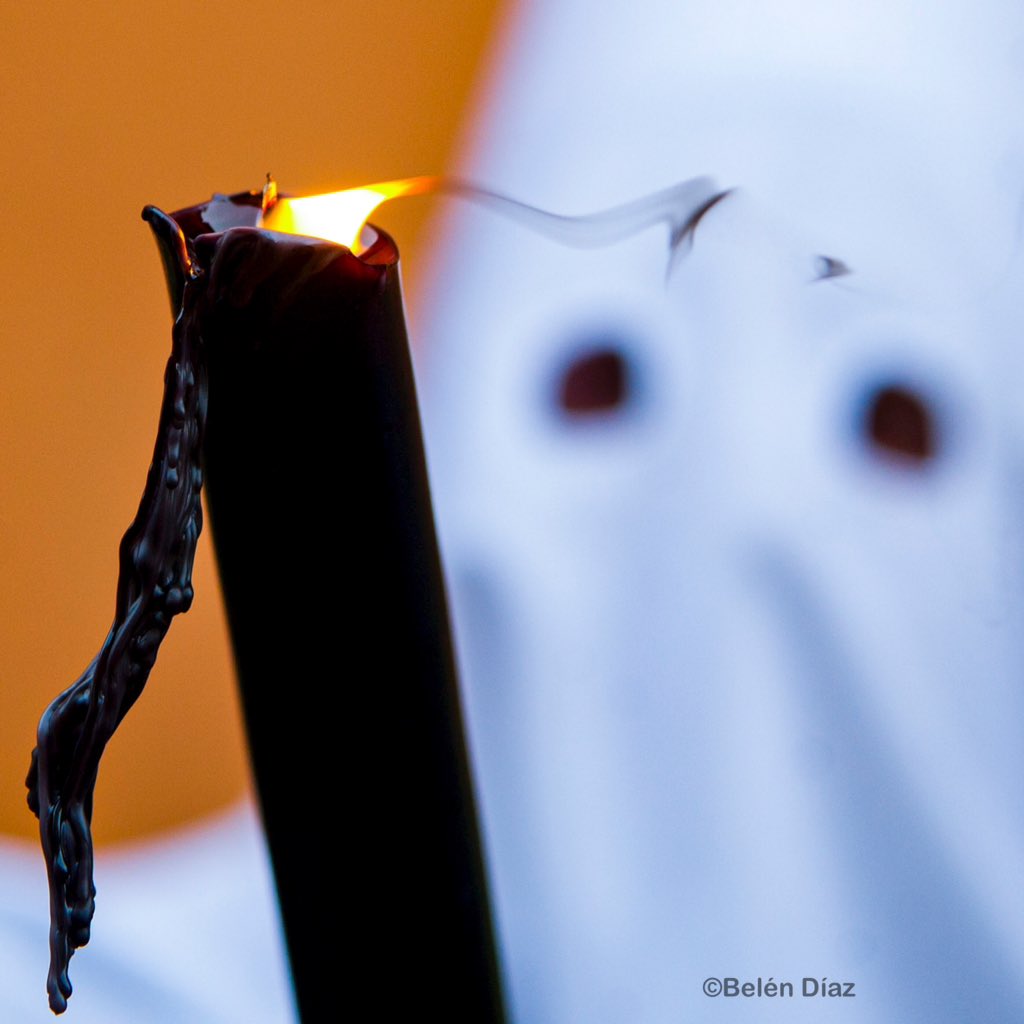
556,347,630,417
861,382,937,466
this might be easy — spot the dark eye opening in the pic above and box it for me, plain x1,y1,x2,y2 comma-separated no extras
556,348,629,416
862,384,936,465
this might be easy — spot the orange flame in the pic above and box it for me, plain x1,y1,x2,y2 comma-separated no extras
261,177,436,252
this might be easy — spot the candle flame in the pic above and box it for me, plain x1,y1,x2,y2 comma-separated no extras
261,177,436,252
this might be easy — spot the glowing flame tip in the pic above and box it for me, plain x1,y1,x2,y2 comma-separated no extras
260,176,436,252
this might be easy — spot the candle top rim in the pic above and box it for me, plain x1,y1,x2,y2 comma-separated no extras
158,189,398,266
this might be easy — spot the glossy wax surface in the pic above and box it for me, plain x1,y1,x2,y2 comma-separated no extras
167,194,505,1023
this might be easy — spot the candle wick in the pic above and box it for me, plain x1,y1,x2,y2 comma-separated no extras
262,174,278,215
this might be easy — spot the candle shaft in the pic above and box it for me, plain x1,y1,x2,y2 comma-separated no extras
150,194,506,1022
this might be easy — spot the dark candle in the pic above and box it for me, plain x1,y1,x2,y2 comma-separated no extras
29,184,506,1023
157,189,506,1023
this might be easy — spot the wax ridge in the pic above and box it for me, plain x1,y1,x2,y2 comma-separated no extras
26,208,207,1015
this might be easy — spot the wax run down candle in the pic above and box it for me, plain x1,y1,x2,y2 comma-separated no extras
25,174,727,1018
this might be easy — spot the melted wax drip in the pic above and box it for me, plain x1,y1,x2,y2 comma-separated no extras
25,210,206,1015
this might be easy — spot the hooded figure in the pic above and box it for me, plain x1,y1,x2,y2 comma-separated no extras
420,1,1024,1020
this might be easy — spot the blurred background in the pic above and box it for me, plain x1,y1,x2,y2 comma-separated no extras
6,1,1024,1021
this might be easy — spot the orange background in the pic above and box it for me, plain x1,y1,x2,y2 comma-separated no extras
0,3,505,841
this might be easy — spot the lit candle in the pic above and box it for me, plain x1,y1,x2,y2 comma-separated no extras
28,179,505,1022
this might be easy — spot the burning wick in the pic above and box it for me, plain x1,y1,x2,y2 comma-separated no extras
26,172,726,1015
